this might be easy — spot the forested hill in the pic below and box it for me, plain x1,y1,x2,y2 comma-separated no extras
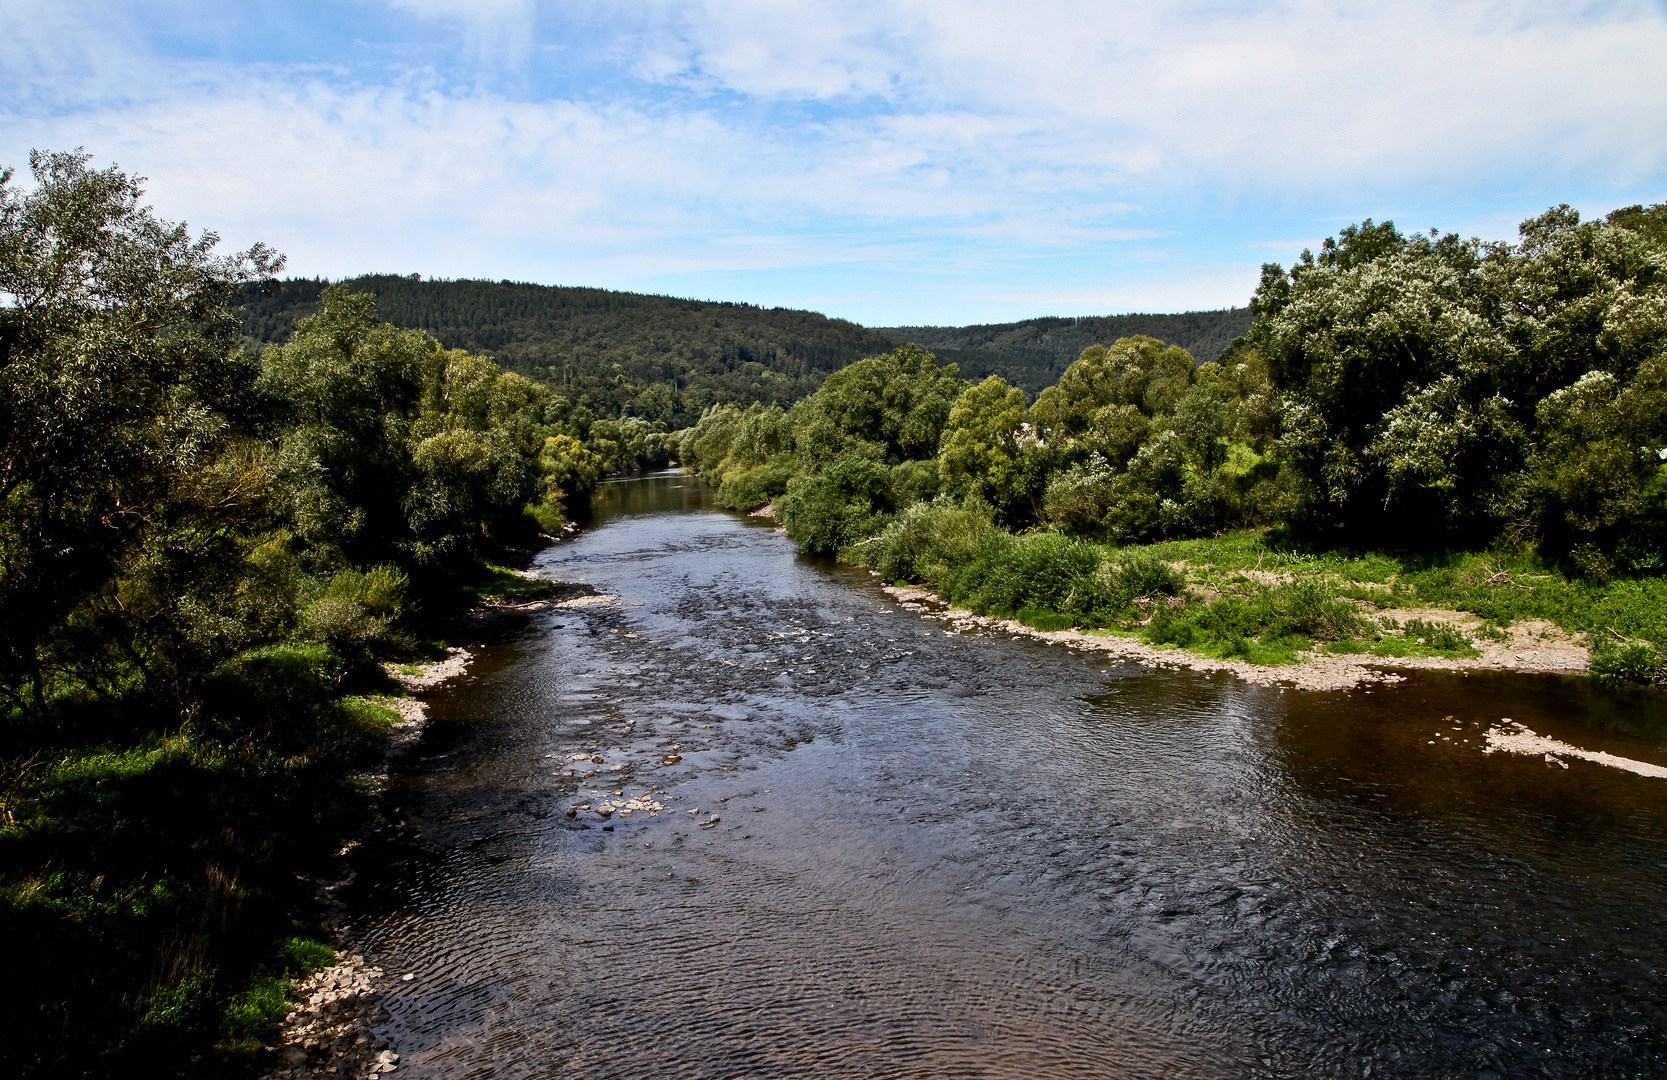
881,309,1253,393
240,275,902,428
240,275,1252,424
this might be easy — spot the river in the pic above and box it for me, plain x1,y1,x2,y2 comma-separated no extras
346,471,1667,1079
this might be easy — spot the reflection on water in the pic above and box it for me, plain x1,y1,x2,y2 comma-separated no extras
347,472,1667,1079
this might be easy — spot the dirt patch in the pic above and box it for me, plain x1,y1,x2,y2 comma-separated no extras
1368,608,1588,675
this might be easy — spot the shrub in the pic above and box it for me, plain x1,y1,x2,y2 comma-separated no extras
952,531,1116,624
865,498,997,585
523,497,566,535
1401,617,1472,651
1043,453,1119,536
779,454,895,555
195,645,377,760
1108,554,1183,601
715,453,800,509
890,457,941,507
1138,578,1361,662
299,565,408,662
1592,640,1666,685
1277,580,1363,641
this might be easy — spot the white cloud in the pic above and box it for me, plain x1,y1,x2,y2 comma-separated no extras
2,0,1662,322
383,0,537,65
623,0,1667,185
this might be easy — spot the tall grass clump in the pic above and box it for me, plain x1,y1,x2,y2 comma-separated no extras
1143,579,1364,664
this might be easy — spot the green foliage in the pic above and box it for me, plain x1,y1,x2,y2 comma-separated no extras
954,532,1110,619
679,402,801,508
1109,555,1183,600
455,562,561,606
715,454,800,509
243,278,1251,417
1399,618,1473,652
1250,205,1667,548
537,433,602,512
0,149,281,725
0,150,605,1075
778,455,895,555
865,499,999,586
220,973,293,1055
789,344,966,467
1142,580,1362,664
1016,607,1075,632
1591,640,1666,686
731,202,1667,687
938,375,1038,522
220,935,337,1054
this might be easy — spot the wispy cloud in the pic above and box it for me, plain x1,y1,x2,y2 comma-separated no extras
2,0,1662,323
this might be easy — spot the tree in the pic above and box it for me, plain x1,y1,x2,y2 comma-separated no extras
939,375,1036,520
0,149,280,721
1249,204,1667,547
789,344,965,466
1028,335,1195,446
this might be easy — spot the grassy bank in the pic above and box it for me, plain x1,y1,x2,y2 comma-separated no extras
1135,531,1663,678
849,503,1662,681
0,559,560,1078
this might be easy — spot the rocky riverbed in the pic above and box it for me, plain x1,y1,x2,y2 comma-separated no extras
257,639,480,1080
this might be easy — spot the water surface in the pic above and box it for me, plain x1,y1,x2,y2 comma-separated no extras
349,473,1667,1079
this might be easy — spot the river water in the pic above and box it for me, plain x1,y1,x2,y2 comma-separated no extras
347,472,1667,1079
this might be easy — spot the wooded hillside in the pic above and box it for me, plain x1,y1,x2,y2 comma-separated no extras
881,309,1253,393
240,276,900,429
240,276,1251,418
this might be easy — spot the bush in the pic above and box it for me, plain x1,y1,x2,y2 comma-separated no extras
1400,617,1472,651
715,453,800,509
300,565,408,662
1278,579,1364,641
1108,554,1183,601
864,498,998,585
779,454,895,555
195,645,386,761
523,497,566,535
1043,453,1118,536
1592,640,1666,685
1139,578,1362,663
890,458,941,507
951,532,1118,625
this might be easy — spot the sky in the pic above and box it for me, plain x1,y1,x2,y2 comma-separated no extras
3,0,1665,326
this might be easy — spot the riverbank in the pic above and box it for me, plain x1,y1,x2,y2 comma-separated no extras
255,645,473,1080
880,583,1589,692
741,499,1654,690
258,544,600,1079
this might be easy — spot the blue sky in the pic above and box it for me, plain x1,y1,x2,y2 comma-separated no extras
4,0,1665,326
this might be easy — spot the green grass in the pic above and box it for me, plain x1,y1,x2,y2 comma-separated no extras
220,937,336,1056
862,513,1660,678
0,649,387,1076
1129,529,1665,658
1016,606,1075,632
457,561,561,604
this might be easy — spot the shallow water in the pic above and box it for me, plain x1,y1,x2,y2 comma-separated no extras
348,473,1667,1079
